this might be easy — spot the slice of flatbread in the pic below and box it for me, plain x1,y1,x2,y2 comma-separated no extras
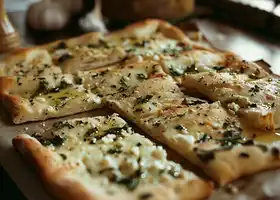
0,49,63,76
0,73,102,124
0,19,202,76
161,49,269,84
105,73,185,123
182,72,280,131
12,114,212,200
0,60,169,124
87,61,168,98
111,95,280,185
0,32,126,76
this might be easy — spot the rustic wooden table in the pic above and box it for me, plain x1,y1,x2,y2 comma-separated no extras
1,5,280,200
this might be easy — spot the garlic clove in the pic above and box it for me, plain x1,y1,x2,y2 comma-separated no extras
27,1,70,31
79,0,107,33
79,13,108,33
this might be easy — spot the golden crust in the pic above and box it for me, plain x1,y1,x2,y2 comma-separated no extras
13,134,213,200
12,134,103,200
0,76,21,121
181,72,280,131
189,143,280,185
0,73,105,124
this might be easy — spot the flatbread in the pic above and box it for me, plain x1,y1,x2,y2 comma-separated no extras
161,49,269,84
0,19,205,76
105,72,185,123
12,114,212,200
182,72,280,131
0,73,102,124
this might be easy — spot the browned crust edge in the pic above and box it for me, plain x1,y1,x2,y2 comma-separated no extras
0,76,22,123
12,134,104,200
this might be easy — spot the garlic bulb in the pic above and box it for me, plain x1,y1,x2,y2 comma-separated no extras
79,0,108,33
27,1,70,31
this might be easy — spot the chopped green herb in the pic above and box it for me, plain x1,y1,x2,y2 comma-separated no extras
119,77,128,87
137,73,147,80
135,95,153,105
216,135,242,147
107,148,122,154
184,65,199,73
83,127,98,142
32,133,65,147
104,126,127,136
31,78,49,97
174,125,184,130
169,67,183,76
168,166,180,178
213,66,225,71
49,135,65,146
249,85,261,94
53,121,74,129
60,153,67,160
118,86,127,92
183,99,206,106
196,134,212,143
117,177,139,190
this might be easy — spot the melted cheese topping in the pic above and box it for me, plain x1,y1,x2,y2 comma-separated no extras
162,50,223,78
32,114,198,196
51,43,127,72
9,73,103,123
141,101,242,143
86,61,167,97
106,33,190,59
2,30,190,77
1,49,62,76
162,50,268,81
182,72,280,130
105,75,185,121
